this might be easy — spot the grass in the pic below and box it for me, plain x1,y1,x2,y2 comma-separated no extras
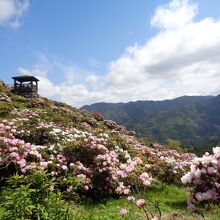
75,183,220,220
1,180,219,219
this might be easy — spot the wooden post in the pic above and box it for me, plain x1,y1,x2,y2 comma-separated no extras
36,81,38,92
19,81,22,90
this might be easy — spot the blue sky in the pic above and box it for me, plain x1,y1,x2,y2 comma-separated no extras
1,0,220,106
0,0,165,82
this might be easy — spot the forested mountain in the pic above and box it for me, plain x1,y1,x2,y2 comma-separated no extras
83,95,220,152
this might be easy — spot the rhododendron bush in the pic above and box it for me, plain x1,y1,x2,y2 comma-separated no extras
123,136,195,185
0,109,151,197
0,106,196,198
181,147,220,211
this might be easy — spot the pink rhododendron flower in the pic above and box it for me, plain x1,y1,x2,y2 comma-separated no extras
139,172,152,186
127,196,135,202
120,208,127,216
136,199,145,207
153,143,161,148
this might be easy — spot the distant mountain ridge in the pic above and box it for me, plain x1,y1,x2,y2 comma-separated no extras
82,95,220,152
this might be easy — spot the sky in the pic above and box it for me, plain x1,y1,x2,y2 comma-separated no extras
1,0,220,107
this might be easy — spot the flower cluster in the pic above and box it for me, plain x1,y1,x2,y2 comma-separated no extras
0,103,195,198
126,195,160,220
139,172,152,186
0,111,152,197
0,122,30,173
119,132,195,181
181,147,220,211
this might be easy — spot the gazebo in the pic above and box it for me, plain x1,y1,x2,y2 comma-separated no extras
12,75,39,94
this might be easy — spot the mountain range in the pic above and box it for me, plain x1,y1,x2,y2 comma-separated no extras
83,95,220,153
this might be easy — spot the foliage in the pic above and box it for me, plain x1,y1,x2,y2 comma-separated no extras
0,173,78,220
181,147,220,213
0,102,13,117
0,104,195,198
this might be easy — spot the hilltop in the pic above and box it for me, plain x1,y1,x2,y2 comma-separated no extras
0,79,146,152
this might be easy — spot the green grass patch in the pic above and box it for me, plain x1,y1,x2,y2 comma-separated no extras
77,183,220,220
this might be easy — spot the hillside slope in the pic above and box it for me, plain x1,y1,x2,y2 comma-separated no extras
0,79,195,193
82,95,220,151
3,79,220,219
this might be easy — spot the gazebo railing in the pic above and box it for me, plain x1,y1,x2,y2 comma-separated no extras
12,83,38,92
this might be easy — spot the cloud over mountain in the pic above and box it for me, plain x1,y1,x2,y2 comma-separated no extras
18,0,220,107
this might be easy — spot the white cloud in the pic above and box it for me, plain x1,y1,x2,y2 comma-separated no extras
0,0,29,28
17,0,220,107
17,61,104,107
17,67,31,75
102,0,220,102
85,75,99,84
151,0,197,30
35,74,102,107
18,66,47,77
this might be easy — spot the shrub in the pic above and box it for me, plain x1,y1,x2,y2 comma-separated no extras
92,112,104,121
0,105,195,201
181,147,220,212
0,173,78,220
0,103,13,117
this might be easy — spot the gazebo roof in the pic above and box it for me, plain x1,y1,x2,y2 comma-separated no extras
12,75,39,82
